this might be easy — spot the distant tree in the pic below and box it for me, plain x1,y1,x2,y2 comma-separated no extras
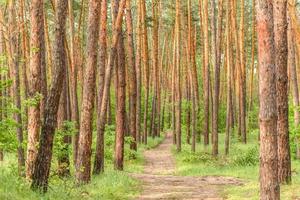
175,0,182,152
8,0,25,175
125,0,138,151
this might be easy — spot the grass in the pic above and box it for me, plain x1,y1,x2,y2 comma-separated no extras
0,133,166,200
172,130,300,199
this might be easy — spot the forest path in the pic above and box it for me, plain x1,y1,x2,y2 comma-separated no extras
131,132,243,200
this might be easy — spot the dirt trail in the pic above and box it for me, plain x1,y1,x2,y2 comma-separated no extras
131,132,243,200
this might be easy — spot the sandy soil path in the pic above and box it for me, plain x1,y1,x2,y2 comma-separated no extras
131,132,243,200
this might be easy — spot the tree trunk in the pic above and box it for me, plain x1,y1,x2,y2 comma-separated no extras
203,0,210,146
113,0,126,171
136,0,142,143
68,0,80,166
93,0,126,174
239,0,246,144
19,0,29,130
175,0,181,152
26,0,45,179
225,0,232,155
186,75,191,145
274,0,291,184
8,0,25,176
211,0,220,156
141,0,150,145
31,0,68,192
125,0,137,151
257,0,280,199
40,10,48,121
171,33,176,144
75,0,101,184
249,0,256,111
288,10,300,159
93,0,108,175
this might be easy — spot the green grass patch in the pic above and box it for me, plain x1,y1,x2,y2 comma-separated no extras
173,131,300,199
0,133,165,200
0,154,140,200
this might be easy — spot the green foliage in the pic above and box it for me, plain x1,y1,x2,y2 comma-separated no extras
53,121,77,160
178,149,213,164
0,157,140,200
0,65,21,152
24,93,43,107
173,127,300,199
0,117,19,151
247,104,259,131
288,101,300,158
231,146,259,167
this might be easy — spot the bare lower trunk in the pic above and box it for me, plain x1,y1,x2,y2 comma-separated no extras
8,0,25,175
225,0,231,155
93,0,108,175
68,0,80,166
31,0,68,192
93,0,126,175
274,0,291,184
257,1,280,199
125,0,137,151
26,0,45,179
114,33,126,170
203,0,210,146
175,0,181,152
75,0,101,184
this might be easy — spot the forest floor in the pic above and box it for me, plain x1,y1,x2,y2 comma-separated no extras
131,132,243,200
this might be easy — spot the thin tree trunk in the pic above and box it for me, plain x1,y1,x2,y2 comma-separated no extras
8,0,25,175
41,9,48,120
210,0,217,156
249,0,256,111
203,0,210,146
125,0,137,151
274,0,291,184
186,72,191,145
288,9,300,159
19,0,29,129
136,0,142,143
225,0,232,155
113,0,126,170
171,31,176,144
239,0,246,144
175,0,181,152
141,0,150,145
94,0,108,175
68,0,80,166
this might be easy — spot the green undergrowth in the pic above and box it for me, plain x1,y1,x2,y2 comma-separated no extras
0,132,165,200
173,131,300,199
0,164,138,200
